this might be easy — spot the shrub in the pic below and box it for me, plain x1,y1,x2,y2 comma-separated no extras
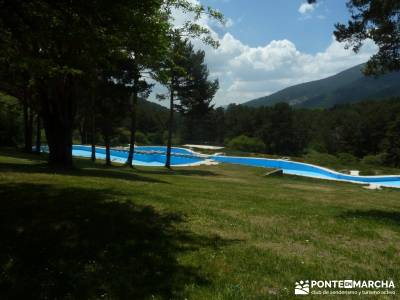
114,128,131,145
304,150,339,164
162,131,182,146
360,170,376,176
136,131,150,145
227,135,265,153
147,131,164,145
362,153,386,166
307,142,328,154
336,153,359,164
304,150,339,166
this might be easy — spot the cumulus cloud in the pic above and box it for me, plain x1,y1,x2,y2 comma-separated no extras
148,0,378,107
298,2,316,14
199,34,377,106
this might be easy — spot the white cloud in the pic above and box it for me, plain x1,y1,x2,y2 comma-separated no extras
298,2,316,14
209,17,234,30
198,34,377,106
225,18,234,28
148,0,378,107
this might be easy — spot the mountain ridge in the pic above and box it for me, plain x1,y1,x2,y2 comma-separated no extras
243,64,400,108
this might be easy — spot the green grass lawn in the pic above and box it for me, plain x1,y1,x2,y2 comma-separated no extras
0,148,399,299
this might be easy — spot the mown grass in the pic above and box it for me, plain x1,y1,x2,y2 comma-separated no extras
0,148,399,299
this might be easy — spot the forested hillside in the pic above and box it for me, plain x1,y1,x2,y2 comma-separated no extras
222,98,400,167
244,64,400,108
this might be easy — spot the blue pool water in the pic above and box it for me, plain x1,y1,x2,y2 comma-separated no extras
212,155,400,188
70,145,400,188
72,145,203,166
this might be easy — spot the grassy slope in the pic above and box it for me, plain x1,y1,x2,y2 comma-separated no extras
0,149,399,299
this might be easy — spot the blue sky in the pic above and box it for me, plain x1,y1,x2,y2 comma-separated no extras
201,0,352,54
150,0,377,106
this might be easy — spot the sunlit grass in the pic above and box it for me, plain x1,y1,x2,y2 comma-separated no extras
0,148,399,299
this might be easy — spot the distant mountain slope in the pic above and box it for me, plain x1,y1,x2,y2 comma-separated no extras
244,64,400,108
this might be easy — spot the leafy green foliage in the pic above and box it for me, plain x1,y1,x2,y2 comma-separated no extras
382,116,400,167
334,0,400,75
0,0,223,167
95,82,130,141
227,135,265,153
362,153,386,166
173,42,219,143
135,131,151,145
209,98,400,167
336,153,359,164
166,0,224,48
0,93,22,146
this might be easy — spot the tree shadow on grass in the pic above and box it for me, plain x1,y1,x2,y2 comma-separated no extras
0,183,228,299
0,148,215,181
0,162,167,184
0,147,46,162
340,209,400,226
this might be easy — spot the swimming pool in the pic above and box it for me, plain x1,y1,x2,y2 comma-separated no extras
212,155,400,188
72,145,204,166
70,145,400,188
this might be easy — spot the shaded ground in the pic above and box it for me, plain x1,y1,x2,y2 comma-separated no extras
0,183,223,299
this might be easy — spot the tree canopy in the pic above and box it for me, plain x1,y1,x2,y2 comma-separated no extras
334,0,400,75
0,0,223,167
309,0,400,75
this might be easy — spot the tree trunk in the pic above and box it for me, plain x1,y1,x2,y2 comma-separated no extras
23,92,33,153
80,131,85,145
91,89,96,162
43,115,73,167
40,78,75,168
126,73,139,167
35,114,41,154
105,135,111,166
79,120,86,145
165,87,174,169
